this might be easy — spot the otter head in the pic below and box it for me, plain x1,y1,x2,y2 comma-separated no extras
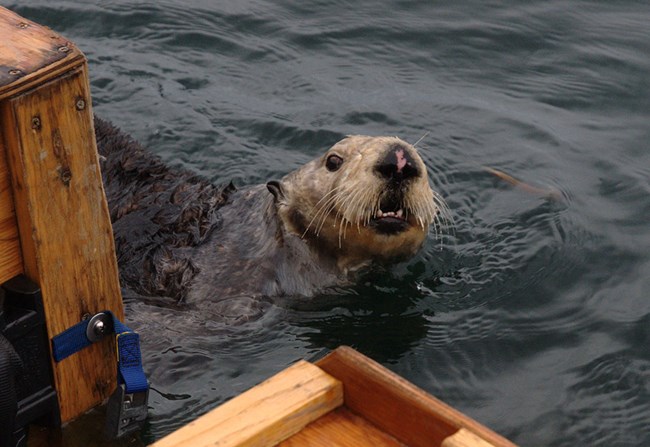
266,136,448,272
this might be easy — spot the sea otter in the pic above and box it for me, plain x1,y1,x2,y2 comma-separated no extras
94,117,449,307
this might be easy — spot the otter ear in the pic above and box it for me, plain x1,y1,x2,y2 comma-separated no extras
266,180,286,202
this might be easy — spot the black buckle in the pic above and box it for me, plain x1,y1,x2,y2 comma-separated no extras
104,384,148,439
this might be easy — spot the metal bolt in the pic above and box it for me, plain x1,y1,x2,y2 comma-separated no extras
8,69,21,76
31,117,41,130
86,313,111,342
58,46,70,53
17,22,29,29
75,98,86,111
93,320,106,337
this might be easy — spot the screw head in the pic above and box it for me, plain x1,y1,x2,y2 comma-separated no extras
31,117,41,130
86,312,112,342
58,46,70,53
93,320,106,336
76,98,86,110
8,69,21,76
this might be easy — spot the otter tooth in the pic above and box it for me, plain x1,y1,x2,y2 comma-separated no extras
396,209,404,218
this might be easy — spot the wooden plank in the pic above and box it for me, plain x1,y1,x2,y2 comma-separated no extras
278,406,407,447
315,347,518,447
0,6,84,101
442,429,497,447
152,361,344,447
1,64,123,422
0,140,22,284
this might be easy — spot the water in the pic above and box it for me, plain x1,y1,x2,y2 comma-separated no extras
6,1,650,446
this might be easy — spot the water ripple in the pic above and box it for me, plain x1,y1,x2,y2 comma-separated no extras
8,1,650,445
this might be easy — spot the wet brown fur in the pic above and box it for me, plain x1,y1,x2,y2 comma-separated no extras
95,117,234,302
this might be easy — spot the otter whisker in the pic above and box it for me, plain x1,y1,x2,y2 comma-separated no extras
315,195,342,237
336,189,362,246
424,188,454,243
311,184,344,210
310,197,339,236
412,131,430,148
308,201,335,237
338,216,350,248
303,185,344,236
334,186,363,226
349,187,372,228
343,188,369,235
433,191,454,229
311,194,339,238
317,184,361,238
306,186,345,238
339,186,374,242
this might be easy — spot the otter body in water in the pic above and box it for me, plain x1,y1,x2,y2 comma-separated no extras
95,118,448,306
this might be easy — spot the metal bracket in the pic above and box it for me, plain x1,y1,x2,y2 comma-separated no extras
104,384,149,439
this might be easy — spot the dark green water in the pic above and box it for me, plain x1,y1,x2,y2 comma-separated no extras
7,1,650,446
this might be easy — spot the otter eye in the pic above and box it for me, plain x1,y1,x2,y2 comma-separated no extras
326,154,343,171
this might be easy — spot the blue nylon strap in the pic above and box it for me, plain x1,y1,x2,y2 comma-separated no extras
51,311,148,394
116,331,148,393
52,319,92,362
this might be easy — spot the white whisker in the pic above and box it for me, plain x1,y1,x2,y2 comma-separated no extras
412,131,430,148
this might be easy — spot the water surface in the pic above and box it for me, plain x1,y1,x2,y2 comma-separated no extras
7,1,650,446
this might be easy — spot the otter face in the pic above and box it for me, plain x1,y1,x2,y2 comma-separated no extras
268,136,449,271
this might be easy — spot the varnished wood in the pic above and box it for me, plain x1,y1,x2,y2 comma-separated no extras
158,347,517,447
0,140,22,284
0,6,84,101
1,63,124,421
442,429,497,447
152,360,344,447
278,406,407,447
315,347,517,447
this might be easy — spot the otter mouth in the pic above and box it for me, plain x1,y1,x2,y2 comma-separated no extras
369,195,410,235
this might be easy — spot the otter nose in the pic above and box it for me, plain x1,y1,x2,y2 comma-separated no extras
376,145,419,182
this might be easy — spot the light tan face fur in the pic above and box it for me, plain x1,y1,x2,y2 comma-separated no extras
272,136,447,271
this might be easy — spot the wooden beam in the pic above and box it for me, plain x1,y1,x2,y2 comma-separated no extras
151,361,344,447
278,407,407,447
0,5,124,422
315,347,518,447
442,429,497,447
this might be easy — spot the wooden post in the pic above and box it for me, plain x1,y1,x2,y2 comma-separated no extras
0,6,124,422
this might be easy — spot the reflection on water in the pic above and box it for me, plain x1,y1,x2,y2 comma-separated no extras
9,0,650,446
